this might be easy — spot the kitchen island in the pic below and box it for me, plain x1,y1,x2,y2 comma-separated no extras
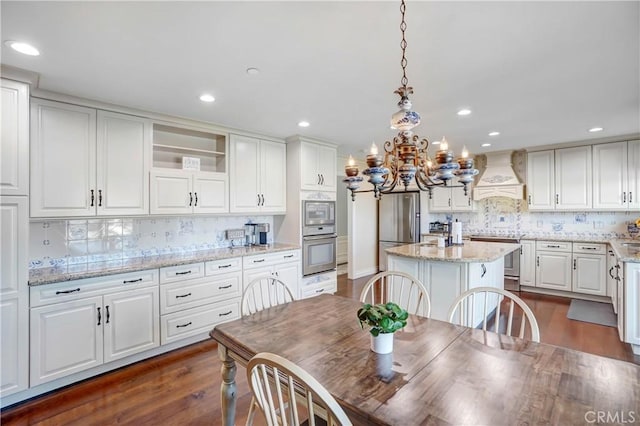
386,241,520,322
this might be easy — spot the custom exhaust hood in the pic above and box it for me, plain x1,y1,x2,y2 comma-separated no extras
472,151,524,200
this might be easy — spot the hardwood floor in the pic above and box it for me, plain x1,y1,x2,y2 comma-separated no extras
2,274,638,425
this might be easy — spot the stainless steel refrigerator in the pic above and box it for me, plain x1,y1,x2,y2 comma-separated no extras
378,192,420,271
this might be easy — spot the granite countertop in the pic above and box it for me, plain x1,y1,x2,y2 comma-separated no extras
609,240,640,263
28,243,300,286
386,241,521,263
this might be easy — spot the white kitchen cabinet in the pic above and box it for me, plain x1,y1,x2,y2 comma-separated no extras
607,248,619,313
593,140,640,210
624,262,640,355
519,240,536,287
0,196,29,397
429,186,474,212
535,241,572,291
572,253,606,296
150,169,227,214
527,146,592,211
229,134,286,213
617,261,624,341
29,271,160,386
300,141,337,192
1,79,29,196
243,250,301,297
30,99,151,217
299,270,337,299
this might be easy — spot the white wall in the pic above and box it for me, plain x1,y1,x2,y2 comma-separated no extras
347,190,378,279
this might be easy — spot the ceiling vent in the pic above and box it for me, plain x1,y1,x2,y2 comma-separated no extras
473,151,524,200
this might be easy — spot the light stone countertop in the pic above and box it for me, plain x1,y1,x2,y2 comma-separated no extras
609,240,640,263
386,241,521,263
28,243,300,286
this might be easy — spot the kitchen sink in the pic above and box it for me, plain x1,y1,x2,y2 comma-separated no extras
621,242,640,248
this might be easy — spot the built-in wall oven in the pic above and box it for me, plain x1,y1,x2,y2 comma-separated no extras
302,201,337,276
469,235,522,291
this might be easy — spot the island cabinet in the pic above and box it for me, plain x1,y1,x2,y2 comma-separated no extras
386,242,516,323
159,259,242,345
29,270,160,386
624,262,640,355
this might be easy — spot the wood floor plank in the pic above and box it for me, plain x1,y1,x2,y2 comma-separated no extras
2,274,638,425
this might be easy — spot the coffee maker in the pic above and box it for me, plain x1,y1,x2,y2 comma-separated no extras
244,223,258,246
256,223,270,245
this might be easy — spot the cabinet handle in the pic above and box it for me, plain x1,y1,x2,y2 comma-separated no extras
536,256,540,267
520,246,523,255
105,305,110,324
315,288,325,293
555,194,559,204
219,311,232,317
468,198,471,206
448,198,451,207
218,284,232,290
318,174,321,185
90,189,95,207
98,189,103,207
176,322,192,328
581,247,597,250
189,192,193,206
528,195,532,205
481,263,487,278
623,192,626,203
218,264,232,269
123,278,142,284
176,293,192,298
284,254,294,259
260,194,264,206
97,307,102,325
321,174,325,185
630,192,633,203
573,259,577,270
257,193,260,206
194,192,198,206
175,270,192,275
253,259,265,263
547,245,560,248
609,266,615,279
56,288,80,295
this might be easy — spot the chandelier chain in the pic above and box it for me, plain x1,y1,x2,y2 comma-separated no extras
399,0,408,88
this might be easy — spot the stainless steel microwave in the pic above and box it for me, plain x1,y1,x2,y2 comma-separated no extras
302,200,335,227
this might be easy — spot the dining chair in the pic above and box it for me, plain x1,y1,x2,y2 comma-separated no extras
360,271,431,317
241,276,296,316
246,352,353,426
447,286,540,342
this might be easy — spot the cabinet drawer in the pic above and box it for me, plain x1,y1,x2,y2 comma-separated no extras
161,299,240,345
205,257,242,275
536,241,571,252
160,272,242,315
160,262,205,284
30,269,159,307
572,242,606,255
300,271,336,299
243,250,300,269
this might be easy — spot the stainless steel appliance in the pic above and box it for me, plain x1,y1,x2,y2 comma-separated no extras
469,235,522,291
256,223,269,245
378,192,420,271
245,223,258,246
302,201,337,276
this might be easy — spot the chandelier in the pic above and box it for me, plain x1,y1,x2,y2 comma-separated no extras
343,0,478,200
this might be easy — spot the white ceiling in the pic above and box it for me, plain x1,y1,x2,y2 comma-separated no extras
2,1,639,157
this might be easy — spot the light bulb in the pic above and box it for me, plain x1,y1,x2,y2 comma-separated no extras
461,146,469,158
348,155,355,166
370,143,379,156
440,137,449,151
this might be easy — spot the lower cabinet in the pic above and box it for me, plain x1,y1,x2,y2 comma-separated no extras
299,270,337,299
535,248,572,291
624,262,640,354
242,250,301,297
29,272,160,386
519,240,536,287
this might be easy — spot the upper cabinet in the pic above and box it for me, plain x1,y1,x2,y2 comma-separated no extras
300,141,336,192
1,79,29,196
593,140,640,210
150,123,228,214
526,146,592,211
429,186,474,212
30,99,151,217
229,134,286,213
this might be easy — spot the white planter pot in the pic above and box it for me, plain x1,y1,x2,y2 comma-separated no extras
370,332,394,354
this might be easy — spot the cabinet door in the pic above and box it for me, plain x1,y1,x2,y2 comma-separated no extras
317,145,337,191
624,264,640,347
628,140,640,210
451,186,473,211
429,187,451,212
96,111,151,216
30,296,104,386
243,266,274,291
275,262,300,298
149,170,192,214
260,140,286,213
229,135,260,212
607,249,618,310
519,240,536,287
0,197,29,397
103,286,159,363
617,263,624,341
555,146,592,210
592,142,626,210
1,79,29,196
536,251,572,291
193,172,228,214
300,142,320,191
572,254,606,296
31,99,97,217
526,150,555,210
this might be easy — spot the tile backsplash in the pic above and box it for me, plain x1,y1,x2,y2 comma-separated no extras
29,215,274,269
428,197,638,239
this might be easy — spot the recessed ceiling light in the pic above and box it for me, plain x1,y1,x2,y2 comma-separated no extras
199,94,215,103
481,143,491,147
246,67,260,75
5,40,40,56
457,109,472,116
488,131,500,137
298,121,310,128
588,127,604,133
431,141,441,145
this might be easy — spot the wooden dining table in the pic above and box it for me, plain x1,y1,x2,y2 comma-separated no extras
210,294,640,425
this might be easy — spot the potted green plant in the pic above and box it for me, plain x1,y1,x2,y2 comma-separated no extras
357,302,409,354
